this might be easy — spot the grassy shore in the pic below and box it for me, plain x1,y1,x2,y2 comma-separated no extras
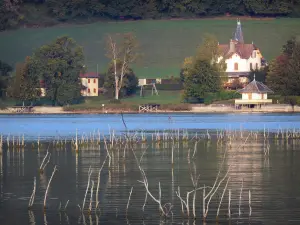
63,90,189,112
1,18,300,78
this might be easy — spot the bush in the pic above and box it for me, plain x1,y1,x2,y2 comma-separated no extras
0,100,7,109
269,94,283,104
160,103,191,111
204,91,241,104
183,97,204,104
63,101,139,112
283,96,300,106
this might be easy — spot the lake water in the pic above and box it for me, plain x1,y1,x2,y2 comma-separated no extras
1,113,300,140
1,113,300,225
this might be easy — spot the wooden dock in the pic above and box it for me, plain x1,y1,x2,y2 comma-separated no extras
139,104,160,113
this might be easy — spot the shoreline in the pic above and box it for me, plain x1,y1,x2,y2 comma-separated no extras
1,105,300,115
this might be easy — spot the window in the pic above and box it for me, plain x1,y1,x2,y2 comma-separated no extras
94,79,96,83
94,88,96,93
252,51,256,58
250,63,253,70
88,79,90,83
234,63,239,71
256,63,258,69
88,88,90,93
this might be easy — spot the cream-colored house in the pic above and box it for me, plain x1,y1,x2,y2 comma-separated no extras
38,73,100,97
235,76,273,108
80,72,99,97
218,20,266,88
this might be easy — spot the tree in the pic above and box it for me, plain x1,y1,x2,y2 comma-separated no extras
104,63,138,98
181,33,222,102
249,66,268,83
8,57,41,103
182,59,221,102
106,33,139,100
31,36,85,105
196,34,227,81
0,0,22,31
230,78,244,90
0,60,12,98
266,37,300,96
196,34,221,62
180,56,193,83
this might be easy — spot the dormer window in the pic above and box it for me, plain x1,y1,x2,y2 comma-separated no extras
252,51,256,58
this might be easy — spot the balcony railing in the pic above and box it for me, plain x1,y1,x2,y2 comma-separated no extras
235,99,272,104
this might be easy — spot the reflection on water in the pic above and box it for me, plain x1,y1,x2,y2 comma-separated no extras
0,133,300,224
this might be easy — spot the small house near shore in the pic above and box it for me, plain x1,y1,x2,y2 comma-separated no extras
80,72,99,97
235,76,273,108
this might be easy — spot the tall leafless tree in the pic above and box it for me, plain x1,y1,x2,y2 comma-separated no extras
106,33,139,100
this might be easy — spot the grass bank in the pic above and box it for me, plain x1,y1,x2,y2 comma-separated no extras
1,18,300,78
63,90,190,112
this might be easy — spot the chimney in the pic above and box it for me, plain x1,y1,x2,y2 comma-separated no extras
229,39,235,53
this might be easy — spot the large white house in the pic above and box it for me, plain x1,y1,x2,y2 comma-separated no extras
218,20,266,87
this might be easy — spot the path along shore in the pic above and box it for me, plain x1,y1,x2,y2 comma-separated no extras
1,104,300,114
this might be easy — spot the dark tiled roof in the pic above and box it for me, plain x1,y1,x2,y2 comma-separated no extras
80,72,99,78
237,79,273,93
219,43,258,59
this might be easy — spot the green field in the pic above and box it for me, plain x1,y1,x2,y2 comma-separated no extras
61,90,183,111
1,18,300,78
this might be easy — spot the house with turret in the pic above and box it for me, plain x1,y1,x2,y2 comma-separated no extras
218,20,266,88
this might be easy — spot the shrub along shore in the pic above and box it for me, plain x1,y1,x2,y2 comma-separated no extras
1,104,300,114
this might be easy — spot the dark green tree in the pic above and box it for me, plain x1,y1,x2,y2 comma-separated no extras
104,63,138,98
266,37,300,96
181,33,222,102
0,0,22,31
0,60,12,98
8,57,41,104
182,59,221,102
249,66,268,83
31,36,85,105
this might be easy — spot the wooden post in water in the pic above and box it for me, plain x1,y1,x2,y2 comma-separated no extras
44,165,58,210
0,135,2,155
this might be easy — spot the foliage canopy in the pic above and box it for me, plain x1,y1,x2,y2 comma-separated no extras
266,37,300,96
31,36,85,105
181,34,222,102
2,0,300,31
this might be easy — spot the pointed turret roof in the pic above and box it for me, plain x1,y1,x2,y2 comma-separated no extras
237,76,273,93
234,19,244,44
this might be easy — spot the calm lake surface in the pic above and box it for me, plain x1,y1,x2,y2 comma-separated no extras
1,113,300,225
1,113,300,139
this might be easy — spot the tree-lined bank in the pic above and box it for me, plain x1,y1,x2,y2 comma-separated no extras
1,0,300,31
